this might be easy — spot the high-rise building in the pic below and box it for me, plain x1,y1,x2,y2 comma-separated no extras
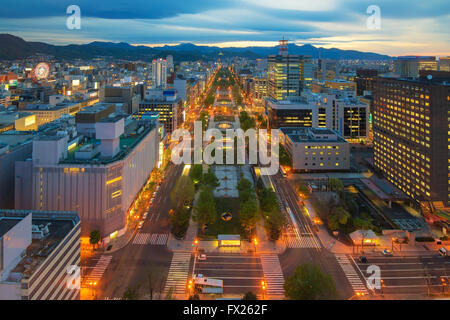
394,56,437,78
373,71,450,205
265,91,369,141
152,58,168,88
355,69,378,96
267,39,313,100
439,57,450,72
140,88,183,135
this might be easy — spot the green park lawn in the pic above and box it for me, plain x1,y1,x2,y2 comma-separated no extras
199,197,244,239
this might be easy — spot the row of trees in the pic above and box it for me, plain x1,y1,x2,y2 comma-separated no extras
169,175,195,239
238,111,256,131
190,165,221,233
256,178,285,240
238,177,259,237
312,178,379,234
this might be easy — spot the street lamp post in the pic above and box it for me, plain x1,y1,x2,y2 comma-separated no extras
194,238,199,255
261,280,266,300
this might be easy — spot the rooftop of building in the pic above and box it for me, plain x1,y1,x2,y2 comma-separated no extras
0,209,79,282
23,104,67,111
61,118,157,165
378,72,450,86
281,127,347,143
0,130,35,149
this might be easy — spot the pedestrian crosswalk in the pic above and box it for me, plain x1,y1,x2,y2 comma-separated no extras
132,233,168,245
163,252,192,297
335,254,368,295
259,254,285,298
284,232,320,248
84,255,112,285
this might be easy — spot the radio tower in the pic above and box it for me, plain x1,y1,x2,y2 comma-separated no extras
278,36,288,56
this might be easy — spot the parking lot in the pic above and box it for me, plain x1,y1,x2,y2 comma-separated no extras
193,253,264,296
351,252,450,297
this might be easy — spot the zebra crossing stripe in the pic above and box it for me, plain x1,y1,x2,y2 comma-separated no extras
335,254,368,294
260,254,285,297
163,252,192,295
132,233,169,245
84,255,112,283
285,235,320,248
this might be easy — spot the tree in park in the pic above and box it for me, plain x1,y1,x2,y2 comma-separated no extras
202,167,219,188
284,264,338,300
170,175,195,209
189,164,203,184
169,206,190,239
328,178,344,193
89,230,100,247
240,199,259,233
260,188,278,213
327,206,351,231
193,189,217,228
264,207,285,240
237,177,253,202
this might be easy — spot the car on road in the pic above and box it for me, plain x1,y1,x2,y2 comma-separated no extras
197,254,207,261
143,212,148,219
382,249,393,256
138,221,144,229
358,256,368,263
439,246,448,257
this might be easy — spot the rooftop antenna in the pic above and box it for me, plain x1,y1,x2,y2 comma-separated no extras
279,36,288,56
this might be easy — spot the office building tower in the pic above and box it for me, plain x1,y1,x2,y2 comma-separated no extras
394,56,437,78
267,39,313,100
152,58,168,88
373,71,450,205
140,88,183,135
439,57,450,72
355,69,378,96
265,91,369,141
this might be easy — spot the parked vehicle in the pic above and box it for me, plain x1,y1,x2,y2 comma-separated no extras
197,254,207,261
439,246,448,257
359,256,368,263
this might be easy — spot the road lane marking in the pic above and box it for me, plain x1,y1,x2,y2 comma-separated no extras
164,252,192,295
260,254,285,297
335,254,368,295
132,233,169,245
83,255,112,284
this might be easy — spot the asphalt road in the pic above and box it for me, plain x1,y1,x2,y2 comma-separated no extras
86,163,184,300
271,172,355,299
352,252,450,297
193,253,264,296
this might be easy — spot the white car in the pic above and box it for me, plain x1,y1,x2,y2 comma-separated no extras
138,221,144,229
197,254,207,261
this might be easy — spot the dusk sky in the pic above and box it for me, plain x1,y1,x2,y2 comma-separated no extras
1,0,449,56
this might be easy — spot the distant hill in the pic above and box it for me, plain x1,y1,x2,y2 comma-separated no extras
0,34,391,61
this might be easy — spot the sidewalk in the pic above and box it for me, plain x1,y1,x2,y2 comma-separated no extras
102,224,138,254
304,200,352,254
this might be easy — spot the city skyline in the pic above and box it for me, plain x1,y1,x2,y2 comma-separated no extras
1,0,449,56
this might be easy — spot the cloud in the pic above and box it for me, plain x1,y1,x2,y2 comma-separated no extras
0,0,448,55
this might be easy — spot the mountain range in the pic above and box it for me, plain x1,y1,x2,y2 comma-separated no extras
0,34,391,61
